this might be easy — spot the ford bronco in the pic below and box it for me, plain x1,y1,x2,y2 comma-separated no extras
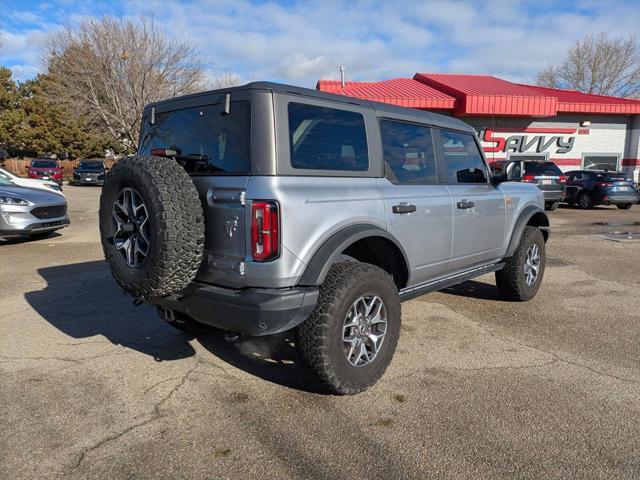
99,82,550,394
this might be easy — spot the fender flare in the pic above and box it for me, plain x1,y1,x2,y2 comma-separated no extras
505,205,550,257
297,224,410,286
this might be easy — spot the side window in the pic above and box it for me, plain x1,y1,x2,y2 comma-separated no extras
437,129,488,183
380,120,437,184
288,102,368,171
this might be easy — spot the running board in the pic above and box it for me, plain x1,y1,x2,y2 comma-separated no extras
399,262,504,302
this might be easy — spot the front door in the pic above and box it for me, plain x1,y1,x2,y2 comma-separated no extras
435,128,506,271
377,120,453,286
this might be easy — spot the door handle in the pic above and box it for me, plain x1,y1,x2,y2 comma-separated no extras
456,200,475,209
392,203,417,214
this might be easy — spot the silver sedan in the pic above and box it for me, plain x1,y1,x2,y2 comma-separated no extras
0,176,70,240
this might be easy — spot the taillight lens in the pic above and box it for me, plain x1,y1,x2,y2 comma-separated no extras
251,201,279,262
559,175,567,183
522,175,535,183
595,182,613,187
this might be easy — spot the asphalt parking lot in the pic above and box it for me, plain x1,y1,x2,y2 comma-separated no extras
1,185,639,480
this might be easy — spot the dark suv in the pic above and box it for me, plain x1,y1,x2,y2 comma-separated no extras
491,160,566,211
72,159,106,185
563,170,638,209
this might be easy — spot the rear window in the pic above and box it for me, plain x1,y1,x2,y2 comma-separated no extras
31,160,58,168
524,162,563,176
288,102,368,171
138,101,251,175
593,172,628,182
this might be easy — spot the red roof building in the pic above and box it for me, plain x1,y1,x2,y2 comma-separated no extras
316,73,640,177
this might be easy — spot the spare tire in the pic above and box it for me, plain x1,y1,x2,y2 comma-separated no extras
99,155,204,298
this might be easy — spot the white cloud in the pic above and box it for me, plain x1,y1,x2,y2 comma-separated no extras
1,0,639,86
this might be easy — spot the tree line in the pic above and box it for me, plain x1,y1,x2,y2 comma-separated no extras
1,16,239,160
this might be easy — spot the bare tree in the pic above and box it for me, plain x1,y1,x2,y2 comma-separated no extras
44,16,206,151
207,72,243,90
536,32,640,98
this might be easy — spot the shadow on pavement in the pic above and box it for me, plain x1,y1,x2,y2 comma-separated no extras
25,260,196,361
25,260,322,392
440,279,507,302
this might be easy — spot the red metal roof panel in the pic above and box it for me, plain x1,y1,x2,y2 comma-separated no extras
414,73,558,116
518,84,640,114
316,78,455,109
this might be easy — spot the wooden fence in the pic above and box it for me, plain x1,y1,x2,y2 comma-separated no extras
1,158,117,177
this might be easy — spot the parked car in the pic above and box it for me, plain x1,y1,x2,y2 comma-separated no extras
72,159,107,185
491,160,566,211
0,176,70,240
26,159,63,185
563,170,638,209
0,166,64,195
98,81,550,394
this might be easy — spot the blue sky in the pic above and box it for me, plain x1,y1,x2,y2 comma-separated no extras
1,0,639,87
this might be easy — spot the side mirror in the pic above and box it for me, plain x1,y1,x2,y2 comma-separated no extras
492,160,522,184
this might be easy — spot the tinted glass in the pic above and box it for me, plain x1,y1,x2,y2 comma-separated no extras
380,120,436,184
438,130,487,183
523,162,563,176
32,160,58,168
78,162,103,171
583,156,617,171
288,103,368,171
138,101,251,175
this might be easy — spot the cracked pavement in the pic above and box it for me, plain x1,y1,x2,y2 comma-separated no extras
1,186,639,479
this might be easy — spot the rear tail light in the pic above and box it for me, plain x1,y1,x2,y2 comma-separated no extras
522,175,535,183
559,175,567,183
595,182,613,187
251,201,279,262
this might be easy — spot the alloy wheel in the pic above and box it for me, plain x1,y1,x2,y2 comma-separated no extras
342,295,387,367
523,243,541,286
111,187,150,268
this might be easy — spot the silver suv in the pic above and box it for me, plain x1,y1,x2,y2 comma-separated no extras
99,82,549,394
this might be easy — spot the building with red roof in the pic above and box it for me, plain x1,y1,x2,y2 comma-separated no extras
317,73,640,179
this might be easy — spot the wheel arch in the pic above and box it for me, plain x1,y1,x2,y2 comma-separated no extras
505,206,550,257
297,224,410,289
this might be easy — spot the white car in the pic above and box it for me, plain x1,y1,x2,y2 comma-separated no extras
0,166,65,197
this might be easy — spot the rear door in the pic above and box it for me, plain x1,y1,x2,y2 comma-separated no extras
376,119,453,285
138,95,253,287
434,128,506,271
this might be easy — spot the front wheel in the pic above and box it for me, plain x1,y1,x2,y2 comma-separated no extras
616,204,632,210
296,262,401,395
495,226,546,301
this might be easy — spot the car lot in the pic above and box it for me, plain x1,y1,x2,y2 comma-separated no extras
1,185,639,480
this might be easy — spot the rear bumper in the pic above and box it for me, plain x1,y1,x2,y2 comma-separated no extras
152,283,319,336
542,189,564,202
601,194,638,205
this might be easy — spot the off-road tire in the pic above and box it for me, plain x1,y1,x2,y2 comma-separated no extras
157,307,212,334
495,226,546,301
616,203,632,210
99,155,204,298
296,262,401,395
578,191,592,209
545,201,559,211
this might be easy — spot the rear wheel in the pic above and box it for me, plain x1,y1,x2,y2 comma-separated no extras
296,262,401,395
616,203,632,210
495,226,546,301
545,201,559,211
578,191,592,209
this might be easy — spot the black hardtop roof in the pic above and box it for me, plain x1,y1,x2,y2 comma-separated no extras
566,170,626,175
144,81,474,133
